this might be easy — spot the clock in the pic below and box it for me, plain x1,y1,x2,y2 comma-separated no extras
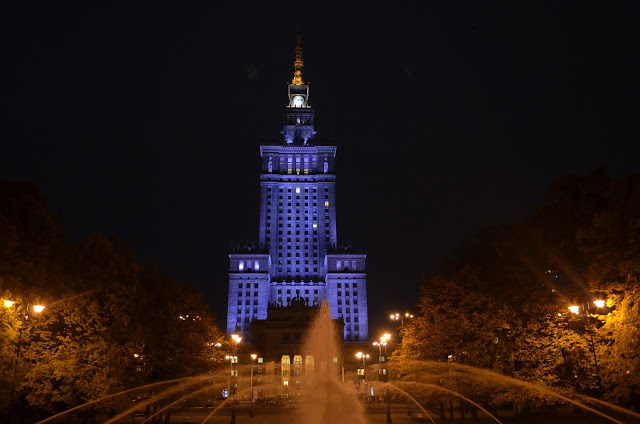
292,95,304,107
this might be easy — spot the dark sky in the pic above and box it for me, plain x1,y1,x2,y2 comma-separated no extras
3,2,639,336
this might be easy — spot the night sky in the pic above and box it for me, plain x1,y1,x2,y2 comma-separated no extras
3,2,639,336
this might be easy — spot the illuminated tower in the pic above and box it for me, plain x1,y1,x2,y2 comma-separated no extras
227,34,368,343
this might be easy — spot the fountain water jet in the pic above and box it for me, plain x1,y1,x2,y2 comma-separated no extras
35,376,202,424
296,302,367,424
387,381,502,424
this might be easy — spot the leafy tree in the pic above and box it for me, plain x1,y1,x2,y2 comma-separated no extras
0,181,225,420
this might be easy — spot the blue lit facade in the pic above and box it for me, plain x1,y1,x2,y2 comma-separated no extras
227,41,368,343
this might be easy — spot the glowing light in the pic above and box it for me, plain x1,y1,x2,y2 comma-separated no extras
355,352,363,359
325,201,329,207
133,353,139,358
312,223,317,229
382,333,391,341
593,300,605,308
296,187,300,193
3,299,15,308
33,305,45,313
215,343,222,347
251,353,257,360
568,305,580,314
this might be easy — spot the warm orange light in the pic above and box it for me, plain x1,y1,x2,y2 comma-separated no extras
215,343,222,347
383,333,391,341
3,299,15,308
231,333,241,343
593,300,605,308
251,354,257,360
133,353,139,358
355,352,363,358
568,305,580,314
389,314,395,319
33,305,45,313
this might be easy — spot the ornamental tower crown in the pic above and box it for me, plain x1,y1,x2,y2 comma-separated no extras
283,32,315,144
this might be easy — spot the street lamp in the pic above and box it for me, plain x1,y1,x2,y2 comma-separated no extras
250,353,257,418
3,299,45,376
355,352,370,402
389,312,413,328
227,333,241,424
566,301,606,395
373,342,382,356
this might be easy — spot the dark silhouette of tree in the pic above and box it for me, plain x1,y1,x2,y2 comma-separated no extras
395,169,640,410
0,181,225,420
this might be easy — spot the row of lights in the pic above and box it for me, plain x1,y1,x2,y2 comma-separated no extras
3,299,45,313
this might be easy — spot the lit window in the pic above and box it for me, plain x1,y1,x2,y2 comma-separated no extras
258,357,264,363
239,261,244,271
357,368,364,376
312,223,317,229
325,201,329,207
296,187,300,194
255,262,260,270
283,381,289,386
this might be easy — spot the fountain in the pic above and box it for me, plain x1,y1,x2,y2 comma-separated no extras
36,302,640,423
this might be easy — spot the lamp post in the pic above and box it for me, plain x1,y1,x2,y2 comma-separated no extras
227,333,242,424
3,299,45,377
373,342,382,356
389,312,413,329
355,352,370,403
568,300,606,395
250,353,257,418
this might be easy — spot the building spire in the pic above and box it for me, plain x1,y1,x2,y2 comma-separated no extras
292,31,304,85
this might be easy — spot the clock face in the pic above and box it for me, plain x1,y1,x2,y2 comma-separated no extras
292,95,304,107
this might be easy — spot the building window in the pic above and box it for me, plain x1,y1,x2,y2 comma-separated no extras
239,261,244,271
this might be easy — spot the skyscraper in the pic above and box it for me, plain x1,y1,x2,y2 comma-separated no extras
227,35,368,343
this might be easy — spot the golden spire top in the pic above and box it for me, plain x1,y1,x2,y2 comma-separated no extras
292,31,304,85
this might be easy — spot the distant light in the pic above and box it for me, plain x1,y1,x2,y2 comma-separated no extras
383,333,391,341
568,305,580,314
557,313,562,317
251,353,257,360
296,187,300,193
593,300,605,308
312,223,317,229
33,305,45,313
133,353,139,358
355,352,363,358
3,299,15,308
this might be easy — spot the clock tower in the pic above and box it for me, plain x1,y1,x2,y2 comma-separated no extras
282,33,315,144
227,34,369,345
